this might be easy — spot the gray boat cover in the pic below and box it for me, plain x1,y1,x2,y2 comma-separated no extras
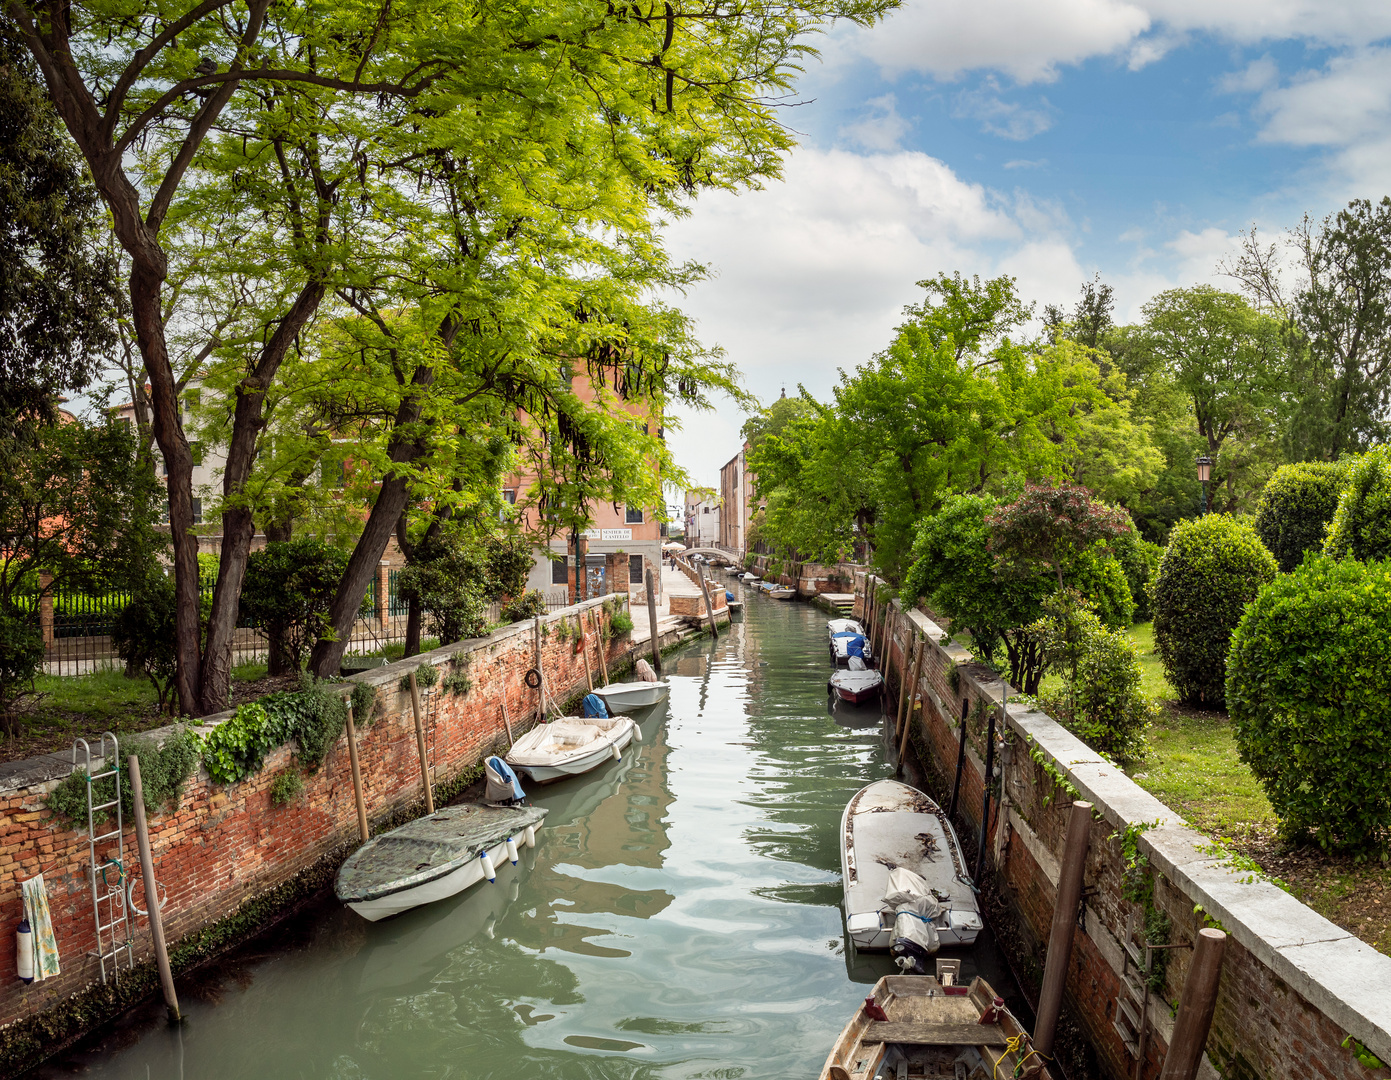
336,803,547,904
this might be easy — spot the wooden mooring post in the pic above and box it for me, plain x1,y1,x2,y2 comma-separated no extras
1034,799,1093,1060
127,755,180,1023
407,670,435,815
345,704,369,843
1158,928,1228,1080
645,568,663,677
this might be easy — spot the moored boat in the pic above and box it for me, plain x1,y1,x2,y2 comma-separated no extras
818,966,1052,1080
841,780,982,953
766,585,795,599
336,801,546,922
831,629,874,667
591,680,670,714
829,667,884,705
505,714,640,782
828,617,866,639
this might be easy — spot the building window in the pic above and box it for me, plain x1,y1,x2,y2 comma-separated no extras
625,506,644,524
629,554,643,584
502,488,517,505
191,498,203,525
551,558,569,586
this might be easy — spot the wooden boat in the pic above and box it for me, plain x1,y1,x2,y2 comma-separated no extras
829,668,884,705
336,802,546,922
505,714,639,782
841,780,982,952
818,966,1052,1080
591,680,670,713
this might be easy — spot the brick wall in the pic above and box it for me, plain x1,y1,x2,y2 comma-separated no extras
0,595,650,1043
855,573,1391,1080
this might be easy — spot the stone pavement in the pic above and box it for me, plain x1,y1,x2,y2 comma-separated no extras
630,563,701,645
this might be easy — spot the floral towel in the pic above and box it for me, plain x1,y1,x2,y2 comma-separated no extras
20,873,60,981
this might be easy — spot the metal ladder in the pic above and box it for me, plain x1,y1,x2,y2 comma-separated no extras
74,734,134,985
1114,911,1151,1076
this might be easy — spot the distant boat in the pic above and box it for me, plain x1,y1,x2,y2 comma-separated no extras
841,780,982,953
829,667,883,705
766,585,795,599
591,680,670,714
336,802,546,922
506,714,640,783
818,968,1053,1080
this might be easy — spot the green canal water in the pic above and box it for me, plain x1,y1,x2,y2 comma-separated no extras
41,590,1025,1079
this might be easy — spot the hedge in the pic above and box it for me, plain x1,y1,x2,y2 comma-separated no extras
1253,459,1349,572
1324,447,1391,563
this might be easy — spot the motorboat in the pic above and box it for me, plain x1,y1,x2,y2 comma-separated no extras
831,629,874,667
828,617,866,639
336,801,546,922
818,965,1052,1080
829,666,884,705
591,680,670,714
505,714,640,782
766,585,795,600
841,780,982,953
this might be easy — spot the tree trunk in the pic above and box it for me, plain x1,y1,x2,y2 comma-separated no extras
308,364,437,678
404,597,423,658
199,281,325,711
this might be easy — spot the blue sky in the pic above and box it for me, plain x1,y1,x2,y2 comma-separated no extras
665,0,1391,487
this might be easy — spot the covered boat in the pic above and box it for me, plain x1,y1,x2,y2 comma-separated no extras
829,665,884,705
818,966,1052,1080
831,629,874,667
828,617,866,639
505,713,640,782
591,680,670,714
336,801,546,922
841,780,982,953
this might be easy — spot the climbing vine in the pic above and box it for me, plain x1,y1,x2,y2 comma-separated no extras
1025,733,1081,808
1112,819,1171,993
1195,838,1290,891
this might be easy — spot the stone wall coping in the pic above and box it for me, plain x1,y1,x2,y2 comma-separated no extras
0,594,628,798
875,586,1391,1064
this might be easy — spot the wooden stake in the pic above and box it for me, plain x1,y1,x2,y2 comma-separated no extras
1034,800,1093,1059
407,670,435,815
590,608,610,685
577,614,593,691
1158,928,1228,1080
897,635,925,772
500,691,516,747
645,568,662,677
127,755,179,1023
532,616,547,720
345,704,369,843
697,573,719,639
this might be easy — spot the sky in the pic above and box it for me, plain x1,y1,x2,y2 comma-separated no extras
662,0,1391,489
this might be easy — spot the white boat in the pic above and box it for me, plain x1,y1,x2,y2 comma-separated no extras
336,802,546,922
766,585,795,599
829,667,884,705
828,617,865,639
841,780,982,953
591,680,670,713
831,629,874,667
505,714,640,782
740,573,760,583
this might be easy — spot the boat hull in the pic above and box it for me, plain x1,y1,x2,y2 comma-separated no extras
507,718,637,782
830,673,883,704
591,681,669,713
349,837,512,922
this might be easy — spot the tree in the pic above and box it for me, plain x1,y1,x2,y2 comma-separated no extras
0,24,117,424
986,483,1133,594
396,528,531,647
240,538,352,675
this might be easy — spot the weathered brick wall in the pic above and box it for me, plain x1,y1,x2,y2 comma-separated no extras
745,556,864,596
855,573,1391,1080
0,596,645,1037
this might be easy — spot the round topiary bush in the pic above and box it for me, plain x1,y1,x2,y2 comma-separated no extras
1227,554,1391,852
1152,515,1277,708
1253,460,1350,573
1324,446,1391,562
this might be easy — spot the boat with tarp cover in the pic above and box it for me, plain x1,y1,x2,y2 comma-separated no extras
336,801,546,922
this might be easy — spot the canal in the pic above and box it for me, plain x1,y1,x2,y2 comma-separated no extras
38,588,1027,1079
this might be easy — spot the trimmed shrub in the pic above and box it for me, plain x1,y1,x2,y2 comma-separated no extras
1152,515,1277,708
1112,529,1162,621
1228,555,1391,852
500,589,546,623
1254,460,1350,572
1324,447,1391,562
240,538,351,675
111,573,179,713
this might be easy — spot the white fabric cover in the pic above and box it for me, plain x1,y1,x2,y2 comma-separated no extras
884,866,944,920
848,655,867,671
635,658,658,683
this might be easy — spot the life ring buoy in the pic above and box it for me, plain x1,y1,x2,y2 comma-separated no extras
524,668,542,689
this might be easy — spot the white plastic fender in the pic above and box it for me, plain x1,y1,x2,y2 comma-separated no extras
505,837,519,865
15,919,33,984
524,825,536,848
611,742,621,761
631,723,642,743
480,850,497,883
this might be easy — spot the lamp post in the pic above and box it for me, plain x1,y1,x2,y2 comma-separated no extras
1196,454,1213,515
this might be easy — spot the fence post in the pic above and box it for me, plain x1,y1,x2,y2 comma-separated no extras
377,561,390,630
38,570,54,649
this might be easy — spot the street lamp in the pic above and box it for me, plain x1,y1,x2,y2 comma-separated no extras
1196,454,1213,515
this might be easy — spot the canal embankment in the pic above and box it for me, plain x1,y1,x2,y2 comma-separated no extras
0,594,697,1077
857,573,1391,1080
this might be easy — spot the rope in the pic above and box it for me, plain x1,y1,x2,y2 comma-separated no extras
992,1032,1047,1079
100,858,125,889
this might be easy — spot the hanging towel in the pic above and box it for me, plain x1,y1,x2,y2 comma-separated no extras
20,873,60,981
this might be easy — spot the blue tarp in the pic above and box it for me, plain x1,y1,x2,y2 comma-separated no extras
581,693,610,719
846,635,867,659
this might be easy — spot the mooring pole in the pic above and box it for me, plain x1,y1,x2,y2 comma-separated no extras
345,704,370,843
697,572,719,640
645,568,663,677
590,608,611,685
947,698,971,820
407,670,435,815
975,710,997,876
127,755,180,1022
500,692,516,748
896,636,925,773
1033,799,1094,1060
1158,928,1228,1080
532,616,547,719
577,614,593,691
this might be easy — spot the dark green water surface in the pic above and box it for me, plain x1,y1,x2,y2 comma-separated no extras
42,590,1024,1079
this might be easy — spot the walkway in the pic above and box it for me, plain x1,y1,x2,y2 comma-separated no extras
630,563,701,645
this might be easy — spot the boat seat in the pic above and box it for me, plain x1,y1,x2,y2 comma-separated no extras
862,1022,1007,1047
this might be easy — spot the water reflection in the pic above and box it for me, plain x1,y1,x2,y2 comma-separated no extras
39,592,1024,1080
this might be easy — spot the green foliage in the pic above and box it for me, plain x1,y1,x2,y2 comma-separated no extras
240,538,353,675
441,671,472,696
0,607,43,731
1324,446,1391,562
111,573,180,714
1113,530,1162,621
1228,554,1391,853
987,482,1134,591
1152,515,1277,708
1253,460,1351,572
1343,1037,1387,1071
203,678,351,785
396,531,532,646
202,703,283,786
1024,734,1081,808
45,727,203,827
609,611,634,636
500,590,546,624
350,682,378,725
270,770,304,807
399,663,440,694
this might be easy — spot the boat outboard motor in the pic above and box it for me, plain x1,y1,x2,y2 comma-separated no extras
635,658,659,683
848,655,867,671
485,755,526,804
581,693,609,719
883,866,943,973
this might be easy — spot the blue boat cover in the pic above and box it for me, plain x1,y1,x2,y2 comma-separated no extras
726,590,735,602
485,756,526,802
846,634,868,659
831,630,859,639
581,693,610,719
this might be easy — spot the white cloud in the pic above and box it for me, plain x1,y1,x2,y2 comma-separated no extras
1003,159,1047,170
838,93,912,151
1218,55,1279,94
952,81,1056,140
1254,48,1391,148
